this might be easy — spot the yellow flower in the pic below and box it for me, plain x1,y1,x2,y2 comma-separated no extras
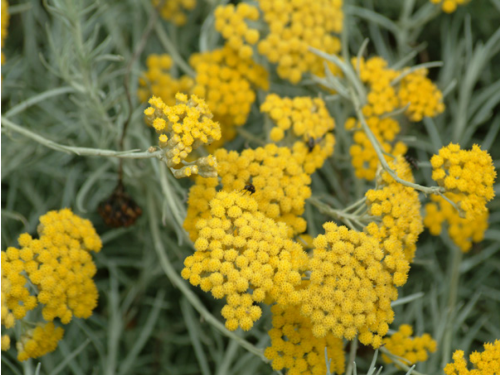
444,340,500,375
137,54,194,105
182,191,308,331
382,324,437,366
184,145,312,240
365,156,423,273
23,209,101,323
261,94,336,174
424,193,488,252
257,0,343,83
430,0,470,13
264,304,345,375
1,0,9,64
398,68,445,122
153,0,196,25
301,222,397,348
431,144,496,219
214,4,260,59
16,322,64,361
144,93,221,178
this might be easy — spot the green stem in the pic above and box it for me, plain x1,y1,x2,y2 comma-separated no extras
380,347,429,375
441,247,463,368
345,338,358,375
1,117,165,159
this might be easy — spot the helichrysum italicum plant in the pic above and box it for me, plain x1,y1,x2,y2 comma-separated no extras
1,0,499,374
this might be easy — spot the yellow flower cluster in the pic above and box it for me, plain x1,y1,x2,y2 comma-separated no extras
365,157,423,278
144,93,221,178
153,0,196,26
398,69,445,122
257,0,343,83
190,45,269,147
1,0,8,64
181,191,308,331
430,0,469,13
183,144,312,240
382,324,437,365
16,322,64,362
300,222,396,348
424,194,488,252
137,54,194,105
347,57,444,180
347,116,407,181
431,144,496,218
264,304,345,375
214,4,260,59
261,94,336,174
1,209,101,361
444,340,500,375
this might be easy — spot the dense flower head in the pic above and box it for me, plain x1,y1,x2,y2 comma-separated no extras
444,340,500,375
1,209,101,359
153,0,196,25
257,0,343,83
354,57,400,117
261,94,336,174
214,4,260,59
300,222,397,348
183,144,312,240
144,93,221,178
190,45,269,148
264,304,345,375
23,209,101,323
1,0,9,64
365,156,423,273
1,251,37,327
431,144,496,218
430,0,469,13
137,54,194,105
347,116,407,181
382,324,437,366
181,191,308,331
398,68,445,122
424,194,488,252
16,322,64,361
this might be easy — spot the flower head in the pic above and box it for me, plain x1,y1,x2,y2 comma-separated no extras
182,191,308,331
382,324,437,366
145,93,221,178
16,322,64,361
153,0,196,25
444,340,500,375
264,304,345,375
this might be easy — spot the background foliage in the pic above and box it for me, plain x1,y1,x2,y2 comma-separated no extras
1,0,500,374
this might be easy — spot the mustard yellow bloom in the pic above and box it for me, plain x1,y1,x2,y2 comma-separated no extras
430,0,470,13
214,4,260,59
153,0,196,25
398,68,445,122
382,324,437,366
348,116,407,181
424,194,488,252
144,93,221,178
137,54,194,105
264,304,345,375
257,0,343,83
365,156,423,276
444,340,500,375
181,191,308,331
261,94,336,174
300,222,397,348
1,0,8,64
184,145,312,240
190,45,268,148
431,144,496,219
22,209,101,323
16,322,64,361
